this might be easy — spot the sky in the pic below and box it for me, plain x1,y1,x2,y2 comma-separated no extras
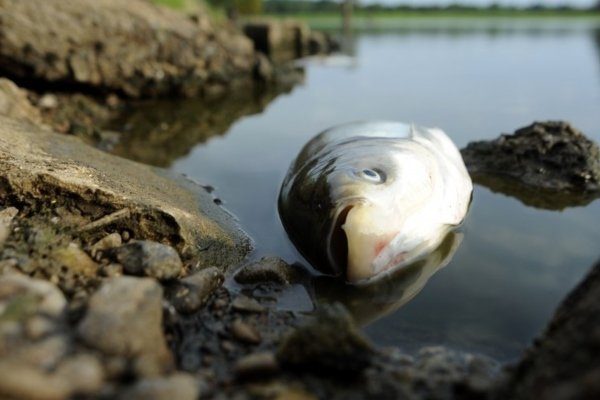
361,0,596,7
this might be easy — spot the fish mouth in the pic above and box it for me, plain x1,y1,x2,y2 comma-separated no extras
327,204,354,277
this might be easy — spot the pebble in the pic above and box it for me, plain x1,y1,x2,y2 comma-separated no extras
167,267,224,314
120,373,199,400
231,319,261,345
38,94,58,109
107,241,183,281
0,207,18,247
234,352,279,379
52,243,98,276
231,295,265,313
77,276,173,375
90,232,122,258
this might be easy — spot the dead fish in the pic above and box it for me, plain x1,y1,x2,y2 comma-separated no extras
279,121,472,283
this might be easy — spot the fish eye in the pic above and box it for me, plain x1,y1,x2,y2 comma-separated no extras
358,168,385,183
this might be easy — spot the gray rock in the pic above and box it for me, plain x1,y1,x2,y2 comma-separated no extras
121,373,199,400
231,295,266,313
277,303,375,375
0,0,256,98
77,276,173,375
167,267,224,314
234,256,298,286
234,352,279,379
497,259,600,400
108,241,183,281
461,121,600,209
0,116,252,270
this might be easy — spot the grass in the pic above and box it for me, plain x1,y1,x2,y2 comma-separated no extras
261,11,600,31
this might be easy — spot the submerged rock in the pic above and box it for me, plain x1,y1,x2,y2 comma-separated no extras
498,259,600,400
0,116,251,269
0,0,256,98
277,304,375,375
107,241,183,281
462,122,600,207
77,276,173,376
234,256,299,286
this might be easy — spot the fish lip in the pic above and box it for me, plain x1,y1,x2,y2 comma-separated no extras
326,202,358,277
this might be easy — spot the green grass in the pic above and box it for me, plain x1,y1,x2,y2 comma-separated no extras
152,0,188,9
262,11,600,31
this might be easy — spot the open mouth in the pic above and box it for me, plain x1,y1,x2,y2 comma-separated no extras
327,205,353,277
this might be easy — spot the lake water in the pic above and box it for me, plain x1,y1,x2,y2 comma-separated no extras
123,19,600,362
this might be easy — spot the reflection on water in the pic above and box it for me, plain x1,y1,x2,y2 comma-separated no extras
115,19,600,362
470,173,600,210
311,232,463,326
109,77,304,167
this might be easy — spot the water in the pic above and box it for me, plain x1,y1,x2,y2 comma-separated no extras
123,20,600,362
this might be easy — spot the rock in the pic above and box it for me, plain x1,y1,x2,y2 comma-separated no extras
0,116,252,270
77,276,173,376
243,20,308,62
38,94,59,110
108,241,183,281
231,295,266,313
461,122,600,199
308,31,328,54
0,0,256,98
0,207,18,247
51,243,98,276
0,273,67,320
121,373,199,400
90,232,122,258
53,354,104,395
166,267,224,314
0,78,44,126
497,259,600,400
234,352,279,379
234,256,298,286
231,319,262,345
277,303,375,375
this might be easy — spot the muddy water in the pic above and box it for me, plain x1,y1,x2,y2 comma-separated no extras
124,20,600,362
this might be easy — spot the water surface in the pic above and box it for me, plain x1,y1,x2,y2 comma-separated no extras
142,20,600,361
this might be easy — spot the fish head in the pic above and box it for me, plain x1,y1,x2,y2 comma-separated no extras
326,144,446,282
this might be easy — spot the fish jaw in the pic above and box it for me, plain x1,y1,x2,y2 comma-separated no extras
342,204,400,282
342,203,451,283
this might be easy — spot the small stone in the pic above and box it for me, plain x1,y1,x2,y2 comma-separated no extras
231,319,261,345
234,352,279,379
52,243,98,276
99,263,123,278
120,373,199,400
234,256,297,285
121,230,131,242
77,276,173,375
167,267,224,314
90,232,122,258
24,315,55,339
0,207,18,247
54,354,104,395
277,303,375,375
221,340,235,353
38,94,58,109
107,241,183,281
231,295,265,313
0,273,67,320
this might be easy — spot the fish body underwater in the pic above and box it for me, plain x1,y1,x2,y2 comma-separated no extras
279,121,473,283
